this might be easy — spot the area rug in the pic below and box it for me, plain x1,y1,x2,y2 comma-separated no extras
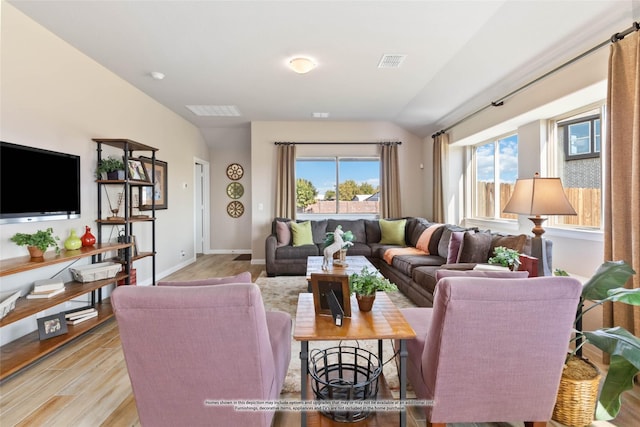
255,273,417,398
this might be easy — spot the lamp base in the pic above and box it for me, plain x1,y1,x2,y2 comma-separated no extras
528,216,547,238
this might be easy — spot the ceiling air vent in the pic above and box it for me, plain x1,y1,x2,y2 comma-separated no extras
185,105,241,117
377,54,406,68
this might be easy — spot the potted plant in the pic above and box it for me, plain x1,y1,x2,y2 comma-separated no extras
553,260,640,425
349,266,398,312
10,227,61,258
96,156,125,179
488,246,521,270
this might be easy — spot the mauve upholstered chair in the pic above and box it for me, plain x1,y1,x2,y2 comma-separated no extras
398,276,582,427
112,281,291,427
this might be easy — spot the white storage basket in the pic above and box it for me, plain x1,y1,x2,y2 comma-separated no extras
70,262,121,283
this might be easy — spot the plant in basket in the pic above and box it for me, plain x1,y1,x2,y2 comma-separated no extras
554,260,640,424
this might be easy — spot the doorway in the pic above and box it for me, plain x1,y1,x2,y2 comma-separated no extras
194,158,210,255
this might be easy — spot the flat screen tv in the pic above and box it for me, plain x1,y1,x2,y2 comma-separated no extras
0,141,81,224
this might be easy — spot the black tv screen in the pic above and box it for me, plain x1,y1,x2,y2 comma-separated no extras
0,141,81,224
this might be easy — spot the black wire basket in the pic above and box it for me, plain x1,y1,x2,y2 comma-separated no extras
308,344,382,422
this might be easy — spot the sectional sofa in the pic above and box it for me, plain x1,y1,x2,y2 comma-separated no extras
265,217,551,307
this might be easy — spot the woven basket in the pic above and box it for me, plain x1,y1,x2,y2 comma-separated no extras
552,358,601,427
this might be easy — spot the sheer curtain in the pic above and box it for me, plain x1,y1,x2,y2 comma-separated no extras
604,29,640,336
432,132,449,223
275,143,296,219
380,142,401,218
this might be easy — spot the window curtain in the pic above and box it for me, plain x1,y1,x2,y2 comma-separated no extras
432,132,449,223
380,142,401,218
275,143,296,219
604,29,640,337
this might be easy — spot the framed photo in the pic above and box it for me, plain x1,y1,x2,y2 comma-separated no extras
127,159,149,182
37,312,68,340
138,157,168,210
310,274,351,317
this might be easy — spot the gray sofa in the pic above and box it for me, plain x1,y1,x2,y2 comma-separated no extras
265,217,551,307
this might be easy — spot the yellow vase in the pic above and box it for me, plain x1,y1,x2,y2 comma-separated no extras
64,229,82,251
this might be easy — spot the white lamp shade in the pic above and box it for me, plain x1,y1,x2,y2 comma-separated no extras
503,176,577,216
288,57,316,74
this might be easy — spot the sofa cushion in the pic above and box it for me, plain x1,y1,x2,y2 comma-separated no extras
345,242,372,257
490,233,527,255
275,244,319,259
379,219,407,245
457,231,493,263
415,223,443,254
392,255,446,277
275,220,291,247
411,266,441,296
447,231,465,263
291,221,314,246
438,225,473,259
309,220,328,245
365,220,381,244
327,219,366,245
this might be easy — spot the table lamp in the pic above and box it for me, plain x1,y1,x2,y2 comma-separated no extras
503,173,576,275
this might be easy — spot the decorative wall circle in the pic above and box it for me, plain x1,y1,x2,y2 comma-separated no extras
226,163,244,180
227,201,244,218
226,182,244,199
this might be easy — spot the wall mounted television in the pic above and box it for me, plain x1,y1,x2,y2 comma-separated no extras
0,141,81,224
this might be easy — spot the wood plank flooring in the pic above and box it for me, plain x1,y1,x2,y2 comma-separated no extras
0,254,637,427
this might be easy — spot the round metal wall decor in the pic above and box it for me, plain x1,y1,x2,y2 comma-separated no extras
226,182,244,199
227,201,244,218
226,163,244,180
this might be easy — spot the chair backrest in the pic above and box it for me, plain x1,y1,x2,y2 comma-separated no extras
435,269,529,281
112,283,277,427
423,276,581,422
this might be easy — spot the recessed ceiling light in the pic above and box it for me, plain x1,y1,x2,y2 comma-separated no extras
288,57,317,74
312,112,330,118
185,105,242,117
150,71,165,80
377,54,406,68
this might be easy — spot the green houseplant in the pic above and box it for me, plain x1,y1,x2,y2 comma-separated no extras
488,246,521,270
96,156,125,179
10,227,61,257
557,260,640,421
349,266,398,312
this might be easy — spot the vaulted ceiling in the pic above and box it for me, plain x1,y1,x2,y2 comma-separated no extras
9,1,638,145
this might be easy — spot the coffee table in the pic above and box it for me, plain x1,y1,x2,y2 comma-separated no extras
293,291,416,427
305,255,378,281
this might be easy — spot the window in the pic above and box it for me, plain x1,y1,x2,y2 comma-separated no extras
550,107,603,228
296,157,380,215
472,134,518,220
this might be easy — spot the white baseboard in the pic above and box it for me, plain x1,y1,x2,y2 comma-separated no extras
156,257,197,281
251,258,265,265
207,249,252,255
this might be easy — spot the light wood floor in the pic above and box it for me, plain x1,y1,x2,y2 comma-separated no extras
0,254,638,427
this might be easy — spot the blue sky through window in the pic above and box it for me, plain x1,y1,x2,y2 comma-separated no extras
476,134,518,183
296,158,380,196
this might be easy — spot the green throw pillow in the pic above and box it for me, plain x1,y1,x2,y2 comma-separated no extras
291,221,314,246
379,219,407,245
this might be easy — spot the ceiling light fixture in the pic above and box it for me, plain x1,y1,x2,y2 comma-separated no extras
150,71,165,80
288,57,316,74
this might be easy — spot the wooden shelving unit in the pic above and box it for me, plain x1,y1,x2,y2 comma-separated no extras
0,242,131,380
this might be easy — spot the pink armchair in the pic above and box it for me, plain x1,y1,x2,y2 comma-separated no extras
399,276,581,426
112,279,291,427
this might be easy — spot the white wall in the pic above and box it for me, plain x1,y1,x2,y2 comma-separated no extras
250,121,426,262
0,3,210,344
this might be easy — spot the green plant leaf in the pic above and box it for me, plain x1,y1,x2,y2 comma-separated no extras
606,288,640,306
582,261,635,302
584,327,640,420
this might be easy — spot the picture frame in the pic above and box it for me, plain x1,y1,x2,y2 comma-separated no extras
310,274,351,317
127,159,149,182
37,312,68,340
138,157,168,210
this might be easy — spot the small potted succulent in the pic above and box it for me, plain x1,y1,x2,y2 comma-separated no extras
488,246,521,270
10,227,61,258
96,156,125,180
349,266,398,312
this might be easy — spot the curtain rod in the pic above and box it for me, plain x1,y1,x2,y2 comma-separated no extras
432,20,640,139
274,141,401,146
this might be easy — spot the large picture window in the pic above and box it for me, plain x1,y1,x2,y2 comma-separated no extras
296,157,380,215
472,134,518,220
550,107,603,229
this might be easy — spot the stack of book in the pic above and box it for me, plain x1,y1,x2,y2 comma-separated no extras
65,307,98,325
26,278,65,299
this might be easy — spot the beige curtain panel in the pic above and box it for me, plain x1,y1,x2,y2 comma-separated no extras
275,144,296,219
380,143,401,218
432,132,449,224
604,29,640,336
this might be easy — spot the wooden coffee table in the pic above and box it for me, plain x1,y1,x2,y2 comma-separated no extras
293,291,416,427
305,255,379,281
